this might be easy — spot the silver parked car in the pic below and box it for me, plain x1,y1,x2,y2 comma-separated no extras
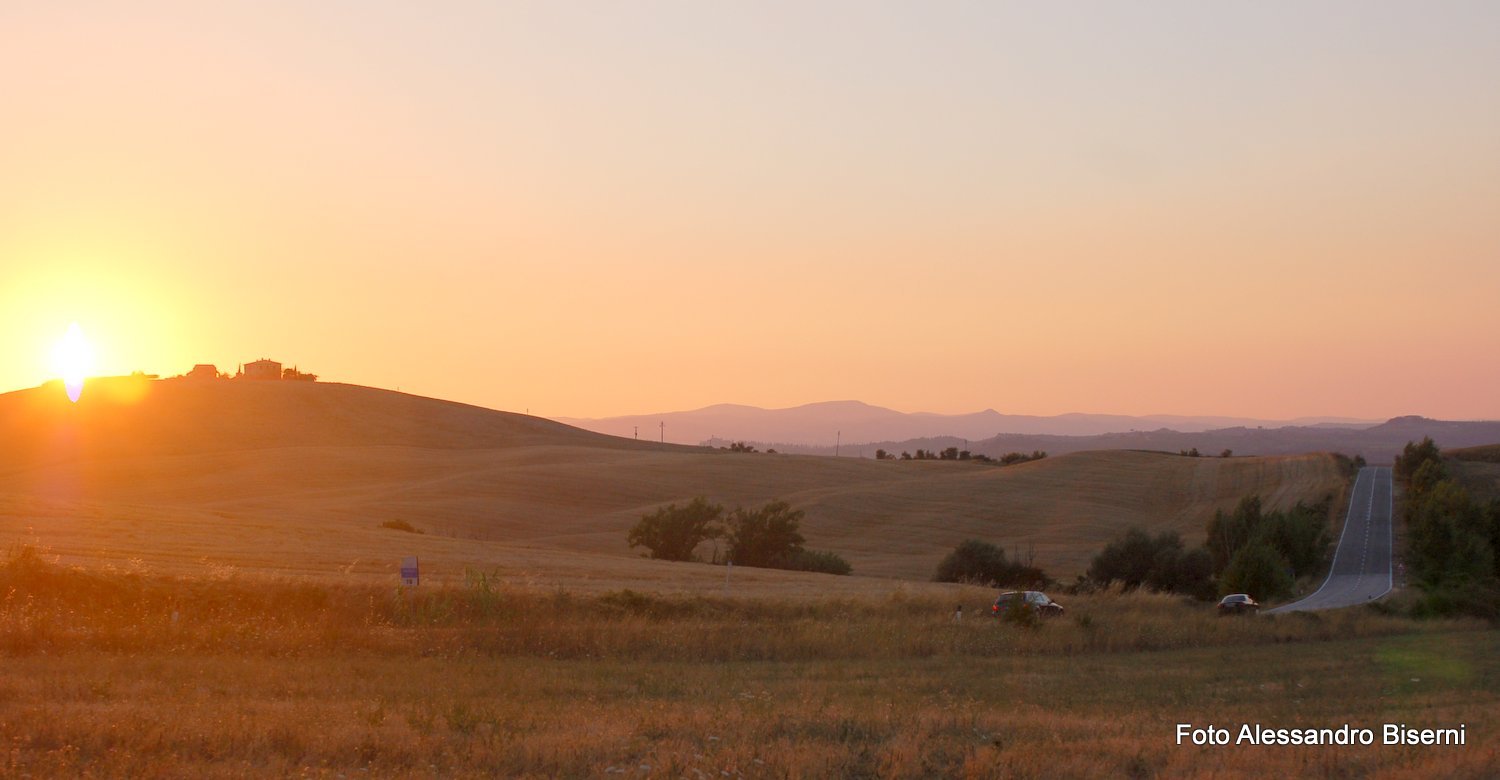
1217,593,1260,616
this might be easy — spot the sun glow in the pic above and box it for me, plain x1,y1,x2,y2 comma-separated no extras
51,322,95,402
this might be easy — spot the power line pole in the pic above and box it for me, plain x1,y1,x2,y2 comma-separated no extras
659,421,665,443
836,430,841,457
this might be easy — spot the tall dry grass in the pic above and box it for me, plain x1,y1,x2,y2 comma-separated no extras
3,547,1497,778
0,546,1444,661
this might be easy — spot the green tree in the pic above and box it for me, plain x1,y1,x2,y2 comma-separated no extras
724,500,806,567
1206,496,1263,572
1395,436,1442,487
1489,499,1500,581
1408,458,1449,499
1220,541,1294,601
1392,439,1500,617
1087,528,1211,596
1149,545,1215,600
1259,501,1332,579
1407,480,1492,587
1087,528,1159,590
936,540,1007,585
627,497,723,561
934,540,1047,587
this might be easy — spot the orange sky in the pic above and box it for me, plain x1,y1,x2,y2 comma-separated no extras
3,3,1498,420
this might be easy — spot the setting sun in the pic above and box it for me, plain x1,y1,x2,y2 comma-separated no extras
51,322,94,402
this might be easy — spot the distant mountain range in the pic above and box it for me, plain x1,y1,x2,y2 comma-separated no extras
552,403,1500,462
553,400,1381,448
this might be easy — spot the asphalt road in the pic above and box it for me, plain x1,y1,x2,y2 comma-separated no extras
1267,466,1393,613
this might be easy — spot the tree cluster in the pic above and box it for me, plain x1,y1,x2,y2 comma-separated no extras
896,447,972,461
1175,447,1233,458
1397,438,1500,618
626,498,851,575
1205,495,1332,601
876,448,1043,466
1085,493,1334,602
1332,452,1368,479
1085,529,1214,599
932,540,1047,588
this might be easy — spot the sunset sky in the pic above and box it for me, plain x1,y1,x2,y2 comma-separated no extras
3,2,1497,420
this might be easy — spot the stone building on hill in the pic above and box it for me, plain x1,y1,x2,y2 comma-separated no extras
243,359,282,380
185,364,218,381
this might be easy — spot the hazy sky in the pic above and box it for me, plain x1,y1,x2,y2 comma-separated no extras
3,2,1498,419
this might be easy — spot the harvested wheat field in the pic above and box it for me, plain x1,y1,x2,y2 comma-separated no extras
2,380,1493,779
0,378,1347,588
0,548,1496,779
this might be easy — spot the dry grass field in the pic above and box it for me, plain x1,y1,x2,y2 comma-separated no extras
1449,446,1500,505
1,381,1492,778
0,548,1495,779
0,378,1346,585
1448,444,1500,464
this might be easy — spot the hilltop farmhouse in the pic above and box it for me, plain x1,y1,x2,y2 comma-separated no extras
185,364,219,381
243,359,281,380
174,358,316,382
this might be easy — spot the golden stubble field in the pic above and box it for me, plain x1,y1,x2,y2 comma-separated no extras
0,548,1495,779
0,379,1347,586
7,379,1472,779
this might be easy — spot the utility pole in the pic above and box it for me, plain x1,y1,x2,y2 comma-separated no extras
836,430,841,457
660,421,665,443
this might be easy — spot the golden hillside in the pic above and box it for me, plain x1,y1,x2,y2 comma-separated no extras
0,378,1346,588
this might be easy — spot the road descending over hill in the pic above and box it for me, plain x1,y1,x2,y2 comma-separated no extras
1269,466,1393,613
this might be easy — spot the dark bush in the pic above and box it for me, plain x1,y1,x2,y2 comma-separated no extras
776,549,852,576
934,540,1045,587
628,497,723,561
723,501,806,567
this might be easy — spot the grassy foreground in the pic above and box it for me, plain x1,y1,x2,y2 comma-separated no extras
1,548,1497,778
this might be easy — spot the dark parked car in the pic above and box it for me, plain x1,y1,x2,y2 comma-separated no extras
992,590,1064,619
1217,593,1260,616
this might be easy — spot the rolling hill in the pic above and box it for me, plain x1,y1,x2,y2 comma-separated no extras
0,377,1347,588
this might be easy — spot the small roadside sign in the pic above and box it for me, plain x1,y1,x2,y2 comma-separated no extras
400,556,419,587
